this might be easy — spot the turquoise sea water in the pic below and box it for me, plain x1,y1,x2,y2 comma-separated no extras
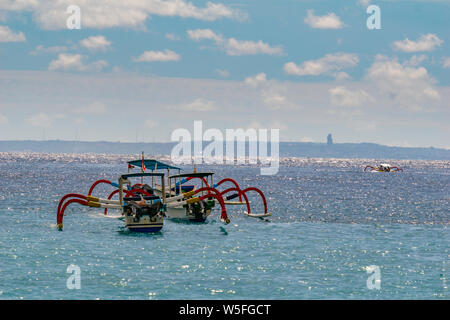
0,153,448,299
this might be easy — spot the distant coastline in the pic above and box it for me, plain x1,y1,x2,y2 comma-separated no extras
1,140,449,161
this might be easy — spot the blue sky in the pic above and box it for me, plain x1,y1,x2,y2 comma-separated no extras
0,0,449,148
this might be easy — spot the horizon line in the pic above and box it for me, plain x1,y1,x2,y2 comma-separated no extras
0,139,448,151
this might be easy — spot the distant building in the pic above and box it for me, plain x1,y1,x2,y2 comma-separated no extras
327,134,333,145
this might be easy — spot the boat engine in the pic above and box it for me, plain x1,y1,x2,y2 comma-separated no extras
125,201,162,222
189,201,205,220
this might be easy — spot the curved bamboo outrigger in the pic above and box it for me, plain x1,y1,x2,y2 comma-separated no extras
127,158,271,220
56,172,167,232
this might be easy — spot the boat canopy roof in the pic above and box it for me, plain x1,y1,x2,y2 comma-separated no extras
127,159,181,171
169,172,214,179
121,172,165,179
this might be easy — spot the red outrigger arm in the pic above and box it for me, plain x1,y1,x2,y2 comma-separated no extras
56,187,155,229
241,187,268,214
56,197,88,230
364,166,376,172
220,187,250,212
213,178,268,215
390,166,403,171
103,188,153,215
188,187,229,223
88,179,112,196
176,176,269,215
57,193,88,218
214,178,243,202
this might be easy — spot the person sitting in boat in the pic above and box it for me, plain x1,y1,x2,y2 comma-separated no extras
136,195,147,206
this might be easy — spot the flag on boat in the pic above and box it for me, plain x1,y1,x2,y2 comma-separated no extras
141,152,146,172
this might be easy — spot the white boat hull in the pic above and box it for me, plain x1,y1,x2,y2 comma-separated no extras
166,206,210,222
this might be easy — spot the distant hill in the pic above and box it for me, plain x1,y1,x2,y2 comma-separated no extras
279,142,450,160
0,140,449,160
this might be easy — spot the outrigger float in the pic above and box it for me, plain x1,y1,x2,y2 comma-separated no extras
56,155,271,232
364,163,403,172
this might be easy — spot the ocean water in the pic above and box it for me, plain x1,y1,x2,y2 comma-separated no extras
0,153,448,299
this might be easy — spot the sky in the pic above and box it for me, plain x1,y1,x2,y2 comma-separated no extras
0,0,449,148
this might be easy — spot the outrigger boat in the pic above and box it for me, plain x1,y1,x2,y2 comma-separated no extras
364,163,403,172
56,154,271,232
126,158,271,222
57,172,167,233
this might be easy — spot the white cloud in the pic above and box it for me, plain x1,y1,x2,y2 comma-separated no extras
284,53,359,77
333,72,351,81
49,53,84,71
245,120,287,131
0,1,38,11
2,70,449,147
160,98,219,112
133,49,180,62
245,73,296,110
1,1,245,30
443,57,450,68
48,53,108,72
245,73,267,87
393,34,443,52
30,45,67,55
74,102,107,115
80,35,111,51
329,86,373,107
187,29,222,42
165,33,180,41
90,60,108,71
165,98,218,112
26,112,65,128
403,54,428,67
225,38,283,56
216,69,229,77
0,25,25,42
187,29,283,56
367,55,440,111
304,10,343,29
357,0,371,6
184,98,217,112
262,91,291,110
